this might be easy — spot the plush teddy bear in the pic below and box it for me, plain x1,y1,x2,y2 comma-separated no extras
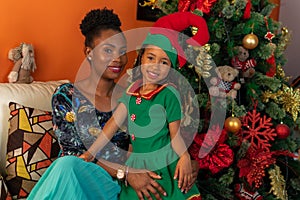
231,46,256,79
209,65,241,99
7,43,37,83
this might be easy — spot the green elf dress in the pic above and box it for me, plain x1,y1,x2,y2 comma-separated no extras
118,80,200,200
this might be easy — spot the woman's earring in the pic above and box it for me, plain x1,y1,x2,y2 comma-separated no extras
87,56,92,61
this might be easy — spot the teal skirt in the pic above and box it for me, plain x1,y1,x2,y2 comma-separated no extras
27,156,121,200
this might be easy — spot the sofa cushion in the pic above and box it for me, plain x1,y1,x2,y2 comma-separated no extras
5,102,60,199
0,175,12,200
0,80,69,175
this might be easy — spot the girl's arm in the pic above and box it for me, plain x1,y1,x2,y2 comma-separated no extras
169,120,192,191
81,103,128,161
169,120,190,158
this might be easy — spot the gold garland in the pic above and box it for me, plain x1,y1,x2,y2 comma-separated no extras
268,165,287,200
262,84,300,121
188,44,213,79
139,0,167,9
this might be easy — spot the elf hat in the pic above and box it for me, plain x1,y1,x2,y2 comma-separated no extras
142,12,210,68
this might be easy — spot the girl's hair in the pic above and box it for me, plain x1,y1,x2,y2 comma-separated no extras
79,8,122,48
132,46,178,86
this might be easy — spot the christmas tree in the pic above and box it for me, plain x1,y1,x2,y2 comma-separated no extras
140,0,300,199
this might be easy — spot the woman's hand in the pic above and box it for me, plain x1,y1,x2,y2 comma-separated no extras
78,151,94,162
127,169,167,200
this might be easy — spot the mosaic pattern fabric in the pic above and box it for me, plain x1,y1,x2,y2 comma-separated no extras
5,102,60,199
0,175,12,200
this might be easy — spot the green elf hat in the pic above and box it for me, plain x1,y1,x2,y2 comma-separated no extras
142,12,210,68
142,33,178,67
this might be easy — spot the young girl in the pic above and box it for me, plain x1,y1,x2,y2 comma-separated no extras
80,12,209,200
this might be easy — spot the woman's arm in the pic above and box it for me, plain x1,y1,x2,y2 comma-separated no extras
96,159,167,200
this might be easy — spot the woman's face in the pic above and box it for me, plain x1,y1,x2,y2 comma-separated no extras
90,29,128,80
140,45,171,84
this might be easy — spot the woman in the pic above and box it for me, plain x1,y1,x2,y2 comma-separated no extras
28,8,199,200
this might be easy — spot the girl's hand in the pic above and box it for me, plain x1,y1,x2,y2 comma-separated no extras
185,160,200,192
127,168,167,200
174,152,192,192
78,151,94,162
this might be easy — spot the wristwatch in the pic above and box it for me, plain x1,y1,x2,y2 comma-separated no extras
116,166,126,181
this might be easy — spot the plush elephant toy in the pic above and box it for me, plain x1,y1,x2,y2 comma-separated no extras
7,43,37,83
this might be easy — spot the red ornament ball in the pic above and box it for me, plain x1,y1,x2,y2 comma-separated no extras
276,123,290,139
224,117,242,133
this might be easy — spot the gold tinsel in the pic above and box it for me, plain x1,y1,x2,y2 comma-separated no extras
262,84,300,121
261,90,281,103
139,0,167,9
279,85,300,121
268,165,287,200
188,44,213,79
276,64,290,82
280,27,291,51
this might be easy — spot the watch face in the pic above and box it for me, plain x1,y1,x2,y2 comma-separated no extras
117,169,125,180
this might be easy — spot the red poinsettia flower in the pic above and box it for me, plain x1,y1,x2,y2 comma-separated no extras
237,145,295,188
189,125,234,174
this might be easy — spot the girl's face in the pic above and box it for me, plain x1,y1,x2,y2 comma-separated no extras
140,45,171,84
89,29,128,80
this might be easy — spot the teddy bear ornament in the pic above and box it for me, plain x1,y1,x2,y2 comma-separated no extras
231,46,256,82
7,43,37,83
209,65,241,99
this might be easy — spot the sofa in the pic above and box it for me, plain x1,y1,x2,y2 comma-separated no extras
0,80,69,199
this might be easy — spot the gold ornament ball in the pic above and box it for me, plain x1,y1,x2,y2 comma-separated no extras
282,27,289,36
242,33,259,49
224,116,242,133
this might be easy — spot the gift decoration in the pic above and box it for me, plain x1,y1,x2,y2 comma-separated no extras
234,183,262,200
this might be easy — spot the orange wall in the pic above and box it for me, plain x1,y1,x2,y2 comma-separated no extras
0,0,154,83
0,1,280,83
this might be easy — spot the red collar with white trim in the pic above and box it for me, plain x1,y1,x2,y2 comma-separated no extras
126,79,169,100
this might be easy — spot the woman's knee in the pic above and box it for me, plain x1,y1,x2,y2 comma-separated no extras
52,156,84,172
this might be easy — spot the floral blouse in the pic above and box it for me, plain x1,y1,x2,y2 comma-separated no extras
52,83,130,164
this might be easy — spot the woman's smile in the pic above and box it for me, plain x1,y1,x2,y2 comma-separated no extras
108,65,122,73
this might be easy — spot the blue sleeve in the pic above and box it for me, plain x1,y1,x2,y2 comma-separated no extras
51,83,85,156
